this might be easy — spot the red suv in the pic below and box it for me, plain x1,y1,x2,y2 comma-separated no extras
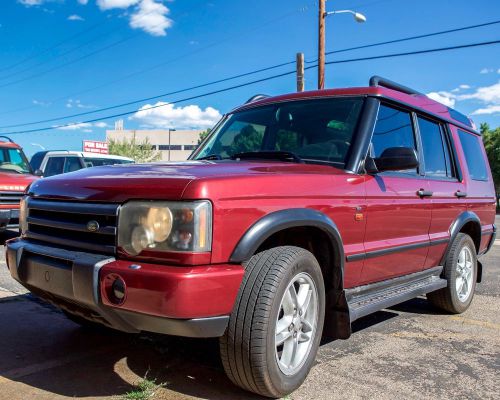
6,77,496,398
0,136,38,232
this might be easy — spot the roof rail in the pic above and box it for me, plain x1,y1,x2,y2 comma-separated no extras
369,75,422,96
245,94,270,104
0,135,14,143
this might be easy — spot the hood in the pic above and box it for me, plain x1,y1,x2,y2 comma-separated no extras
0,172,38,192
28,160,345,202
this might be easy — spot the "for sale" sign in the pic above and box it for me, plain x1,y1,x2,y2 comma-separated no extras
83,140,109,154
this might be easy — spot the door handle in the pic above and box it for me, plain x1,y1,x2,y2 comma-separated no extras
455,190,467,198
417,189,433,198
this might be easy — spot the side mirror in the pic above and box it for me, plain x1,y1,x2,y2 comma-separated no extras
34,169,44,177
366,147,419,173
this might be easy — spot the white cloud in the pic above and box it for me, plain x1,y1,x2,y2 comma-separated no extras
459,84,470,90
457,81,500,104
472,105,500,115
55,121,109,131
77,0,89,4
18,0,45,6
480,68,494,74
56,122,92,131
129,0,173,37
66,99,94,109
68,14,84,21
97,0,140,10
32,99,51,107
498,69,500,74
131,102,222,129
426,91,456,108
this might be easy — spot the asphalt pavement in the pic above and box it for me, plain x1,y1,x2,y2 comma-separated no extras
0,222,499,400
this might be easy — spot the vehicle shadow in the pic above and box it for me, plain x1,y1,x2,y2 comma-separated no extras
0,293,434,400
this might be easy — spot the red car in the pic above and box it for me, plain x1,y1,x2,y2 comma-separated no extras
6,77,496,397
0,136,38,232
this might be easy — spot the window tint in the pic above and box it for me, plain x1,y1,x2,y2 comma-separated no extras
371,105,417,174
44,157,65,177
64,157,82,173
418,117,455,178
195,98,364,166
458,129,488,181
0,148,31,174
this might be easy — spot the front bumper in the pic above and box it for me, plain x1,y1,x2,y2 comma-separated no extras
5,239,244,337
0,208,19,230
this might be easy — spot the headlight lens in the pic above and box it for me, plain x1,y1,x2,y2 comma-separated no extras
117,200,212,256
19,197,28,235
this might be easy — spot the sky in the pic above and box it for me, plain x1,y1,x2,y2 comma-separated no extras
0,0,499,157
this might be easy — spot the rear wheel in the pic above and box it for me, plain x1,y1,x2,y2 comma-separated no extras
427,233,477,313
220,246,325,398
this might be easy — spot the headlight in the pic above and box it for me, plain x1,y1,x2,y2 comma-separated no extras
19,196,28,235
117,200,212,256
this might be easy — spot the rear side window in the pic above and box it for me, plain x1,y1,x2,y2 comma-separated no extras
458,130,488,181
44,157,65,177
64,157,82,173
418,117,455,179
371,104,417,174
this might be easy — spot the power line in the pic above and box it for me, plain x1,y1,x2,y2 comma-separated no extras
307,19,500,63
0,61,295,129
0,6,307,115
3,39,499,136
2,17,498,129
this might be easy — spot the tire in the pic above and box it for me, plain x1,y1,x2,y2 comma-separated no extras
220,246,325,398
427,233,477,313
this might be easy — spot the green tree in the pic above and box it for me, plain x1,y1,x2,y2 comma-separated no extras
197,129,211,145
480,123,500,192
108,134,161,163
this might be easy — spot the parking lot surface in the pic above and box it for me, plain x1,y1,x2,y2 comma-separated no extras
0,222,499,400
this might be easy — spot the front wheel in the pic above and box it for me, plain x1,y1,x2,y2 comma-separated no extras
220,246,325,398
427,233,477,313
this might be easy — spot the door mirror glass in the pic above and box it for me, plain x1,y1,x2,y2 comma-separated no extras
34,169,44,177
367,147,419,173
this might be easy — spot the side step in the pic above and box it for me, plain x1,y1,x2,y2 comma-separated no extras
346,266,447,322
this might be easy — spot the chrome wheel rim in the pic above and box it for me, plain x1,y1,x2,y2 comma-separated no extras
275,272,318,376
456,246,474,302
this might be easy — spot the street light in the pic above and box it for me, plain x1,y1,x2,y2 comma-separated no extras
168,128,176,161
318,0,367,89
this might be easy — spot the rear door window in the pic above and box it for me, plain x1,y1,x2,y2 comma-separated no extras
44,157,65,177
64,157,82,173
418,117,455,179
458,129,488,181
371,104,418,175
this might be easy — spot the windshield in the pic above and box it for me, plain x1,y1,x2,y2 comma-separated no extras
0,147,32,174
194,97,364,167
83,158,134,167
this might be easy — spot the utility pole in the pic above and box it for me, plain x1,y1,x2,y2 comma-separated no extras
318,0,326,90
318,2,366,90
296,53,305,92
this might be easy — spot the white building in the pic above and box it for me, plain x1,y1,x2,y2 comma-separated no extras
106,120,204,161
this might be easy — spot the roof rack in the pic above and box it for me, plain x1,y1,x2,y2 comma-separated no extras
0,135,14,143
369,75,422,96
245,94,270,104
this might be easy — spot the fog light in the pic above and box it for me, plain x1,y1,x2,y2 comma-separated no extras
112,278,126,303
103,274,127,305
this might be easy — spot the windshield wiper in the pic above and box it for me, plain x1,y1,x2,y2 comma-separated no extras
197,154,223,160
231,151,304,163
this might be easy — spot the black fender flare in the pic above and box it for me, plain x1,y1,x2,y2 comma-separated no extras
230,208,350,339
230,208,344,272
441,211,481,265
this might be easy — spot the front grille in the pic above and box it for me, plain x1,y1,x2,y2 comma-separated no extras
26,199,119,255
0,191,23,205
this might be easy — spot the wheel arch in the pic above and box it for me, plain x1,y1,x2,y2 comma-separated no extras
443,211,482,281
230,208,351,339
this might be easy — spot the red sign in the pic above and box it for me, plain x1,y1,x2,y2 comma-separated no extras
83,140,109,154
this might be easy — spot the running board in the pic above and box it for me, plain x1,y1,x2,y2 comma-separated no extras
346,266,447,322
